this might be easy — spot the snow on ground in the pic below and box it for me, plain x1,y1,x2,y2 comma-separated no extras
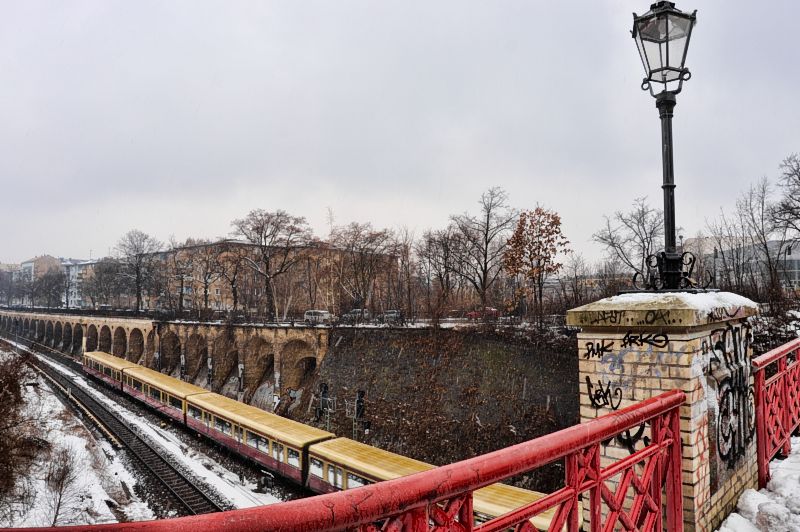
28,347,282,510
0,348,154,527
718,436,800,531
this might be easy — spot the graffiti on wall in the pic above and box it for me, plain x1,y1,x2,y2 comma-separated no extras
585,376,622,411
704,321,754,492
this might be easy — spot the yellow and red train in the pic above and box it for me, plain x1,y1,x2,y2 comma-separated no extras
83,351,562,529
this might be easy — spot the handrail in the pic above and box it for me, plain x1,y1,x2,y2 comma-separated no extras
5,389,685,532
753,338,800,369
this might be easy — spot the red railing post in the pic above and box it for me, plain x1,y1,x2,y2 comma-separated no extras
665,407,683,532
649,415,664,532
779,357,792,458
755,365,769,488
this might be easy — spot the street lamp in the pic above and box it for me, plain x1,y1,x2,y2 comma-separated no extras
632,1,698,290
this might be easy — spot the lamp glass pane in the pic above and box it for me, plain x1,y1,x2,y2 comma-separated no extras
643,39,664,72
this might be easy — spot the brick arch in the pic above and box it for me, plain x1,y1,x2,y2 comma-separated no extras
128,328,144,362
160,331,181,373
53,322,63,349
113,327,127,358
242,336,275,401
86,324,98,351
280,339,317,391
186,333,208,381
71,324,83,355
211,334,238,392
99,325,112,353
63,323,73,353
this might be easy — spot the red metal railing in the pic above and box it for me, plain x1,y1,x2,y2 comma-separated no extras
12,389,685,532
754,337,800,488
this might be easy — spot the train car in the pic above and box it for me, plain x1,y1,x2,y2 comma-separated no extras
186,393,334,484
472,482,568,531
306,437,433,493
308,437,569,531
122,366,210,423
83,351,139,390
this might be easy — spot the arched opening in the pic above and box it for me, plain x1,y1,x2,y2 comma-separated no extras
160,331,181,373
71,324,83,356
211,335,238,392
186,334,208,381
99,325,112,353
63,323,73,353
243,336,275,401
86,325,98,352
128,329,144,362
53,322,63,349
113,327,127,358
280,340,317,391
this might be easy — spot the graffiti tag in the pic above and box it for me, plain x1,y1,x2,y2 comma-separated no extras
585,376,622,411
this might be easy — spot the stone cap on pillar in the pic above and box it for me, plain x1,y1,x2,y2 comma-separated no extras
566,291,758,330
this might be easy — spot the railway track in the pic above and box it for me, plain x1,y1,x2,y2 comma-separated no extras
0,333,225,516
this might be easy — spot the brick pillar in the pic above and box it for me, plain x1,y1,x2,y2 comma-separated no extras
566,292,759,532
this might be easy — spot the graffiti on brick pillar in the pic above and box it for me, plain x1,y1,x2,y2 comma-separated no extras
585,376,622,411
584,339,614,359
704,321,754,492
615,423,650,454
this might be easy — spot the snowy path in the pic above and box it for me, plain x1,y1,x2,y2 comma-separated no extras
718,437,800,531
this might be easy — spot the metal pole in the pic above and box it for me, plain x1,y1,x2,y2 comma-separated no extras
656,91,682,290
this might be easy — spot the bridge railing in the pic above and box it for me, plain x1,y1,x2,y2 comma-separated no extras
22,389,685,532
754,337,800,488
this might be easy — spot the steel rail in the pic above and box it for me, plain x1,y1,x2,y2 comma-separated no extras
0,333,225,517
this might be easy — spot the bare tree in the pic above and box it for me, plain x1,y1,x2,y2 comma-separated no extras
593,197,663,277
33,269,66,308
218,242,250,313
774,153,800,236
232,210,313,321
331,222,396,311
43,445,83,526
556,252,592,310
116,229,162,312
739,178,790,309
416,227,463,324
450,187,517,310
190,240,224,311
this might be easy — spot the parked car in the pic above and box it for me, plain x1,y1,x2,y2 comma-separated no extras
466,307,500,320
377,310,402,324
304,310,334,325
342,309,371,323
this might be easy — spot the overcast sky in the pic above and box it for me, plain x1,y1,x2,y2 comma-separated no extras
1,0,798,264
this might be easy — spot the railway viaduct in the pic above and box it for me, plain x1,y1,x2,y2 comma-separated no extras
0,309,328,407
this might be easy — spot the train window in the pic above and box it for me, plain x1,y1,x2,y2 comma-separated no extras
214,417,232,435
149,387,161,402
169,396,182,410
188,405,202,420
346,473,369,489
332,467,344,489
272,442,284,462
246,431,268,451
132,379,142,391
103,366,112,377
310,457,323,478
287,448,300,468
233,426,242,442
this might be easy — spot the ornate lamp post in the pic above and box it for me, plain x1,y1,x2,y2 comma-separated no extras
632,1,698,290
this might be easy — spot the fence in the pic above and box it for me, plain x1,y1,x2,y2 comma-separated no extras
754,337,800,488
21,389,685,532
